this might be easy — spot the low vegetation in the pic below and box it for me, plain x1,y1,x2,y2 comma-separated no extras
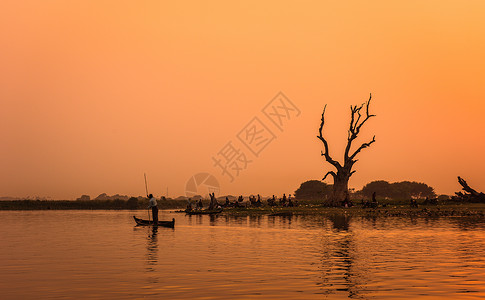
0,198,195,210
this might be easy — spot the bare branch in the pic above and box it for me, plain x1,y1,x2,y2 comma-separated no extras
352,104,363,132
317,105,341,169
344,93,376,160
350,135,376,160
348,106,356,139
456,176,485,202
354,93,375,136
322,171,337,181
458,176,481,197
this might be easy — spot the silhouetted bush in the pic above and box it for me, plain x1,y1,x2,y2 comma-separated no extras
294,180,333,200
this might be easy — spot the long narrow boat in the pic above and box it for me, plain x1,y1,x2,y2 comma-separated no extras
133,216,175,228
185,208,223,215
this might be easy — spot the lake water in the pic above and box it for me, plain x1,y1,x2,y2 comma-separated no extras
1,210,484,299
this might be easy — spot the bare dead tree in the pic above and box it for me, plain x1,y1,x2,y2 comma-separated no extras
454,176,485,202
317,94,376,206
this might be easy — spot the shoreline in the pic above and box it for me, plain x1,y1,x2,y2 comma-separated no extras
1,200,484,218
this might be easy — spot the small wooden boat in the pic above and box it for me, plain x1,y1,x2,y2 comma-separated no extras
185,208,223,215
133,216,175,228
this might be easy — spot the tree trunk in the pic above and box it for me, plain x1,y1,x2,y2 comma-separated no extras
326,174,349,206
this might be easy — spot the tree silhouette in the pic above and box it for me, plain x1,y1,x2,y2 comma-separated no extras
294,180,333,200
317,94,376,206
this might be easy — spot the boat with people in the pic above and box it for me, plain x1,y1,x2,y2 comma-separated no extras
133,216,175,228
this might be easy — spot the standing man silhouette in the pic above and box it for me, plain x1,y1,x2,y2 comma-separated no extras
147,194,158,224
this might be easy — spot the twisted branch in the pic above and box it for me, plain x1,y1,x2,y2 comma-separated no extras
344,93,376,160
317,105,341,170
349,135,376,160
322,171,337,181
458,176,482,197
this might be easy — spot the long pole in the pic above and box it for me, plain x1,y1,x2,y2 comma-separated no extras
144,173,150,222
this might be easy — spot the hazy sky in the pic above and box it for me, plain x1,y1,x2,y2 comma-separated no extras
1,1,484,199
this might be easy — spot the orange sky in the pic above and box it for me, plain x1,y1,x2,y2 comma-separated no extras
1,1,484,199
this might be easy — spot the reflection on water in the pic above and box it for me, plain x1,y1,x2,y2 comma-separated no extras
0,210,484,299
317,214,362,298
451,216,485,231
146,226,158,270
328,214,352,231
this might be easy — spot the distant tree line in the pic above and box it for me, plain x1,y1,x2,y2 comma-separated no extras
76,193,136,201
295,179,437,200
361,180,436,199
0,196,191,210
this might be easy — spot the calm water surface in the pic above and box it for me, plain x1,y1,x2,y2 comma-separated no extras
1,210,484,299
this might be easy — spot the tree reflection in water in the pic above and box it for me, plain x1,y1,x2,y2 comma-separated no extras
318,214,369,299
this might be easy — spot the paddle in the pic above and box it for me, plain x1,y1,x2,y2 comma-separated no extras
144,173,150,223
